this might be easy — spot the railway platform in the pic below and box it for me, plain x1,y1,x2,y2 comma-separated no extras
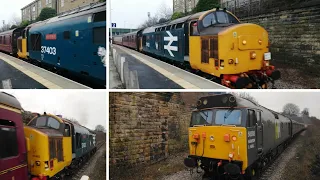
111,45,227,89
0,52,90,89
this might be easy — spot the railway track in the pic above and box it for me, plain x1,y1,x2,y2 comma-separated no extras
63,141,106,180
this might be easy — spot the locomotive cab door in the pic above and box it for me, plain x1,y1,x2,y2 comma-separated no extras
256,111,263,154
247,109,258,165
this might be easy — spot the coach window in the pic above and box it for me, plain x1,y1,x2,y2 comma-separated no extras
166,25,171,30
93,11,106,22
0,120,18,159
3,36,6,44
160,27,165,31
0,36,2,43
93,27,106,45
247,109,257,127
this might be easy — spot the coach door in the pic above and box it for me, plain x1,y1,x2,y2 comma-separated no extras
256,111,263,154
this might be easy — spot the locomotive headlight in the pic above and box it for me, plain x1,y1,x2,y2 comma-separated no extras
229,153,234,158
258,39,262,44
36,161,40,166
242,40,247,45
250,51,257,59
203,99,208,105
228,59,234,64
210,135,214,141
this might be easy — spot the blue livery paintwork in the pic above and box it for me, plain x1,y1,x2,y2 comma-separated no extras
28,2,106,86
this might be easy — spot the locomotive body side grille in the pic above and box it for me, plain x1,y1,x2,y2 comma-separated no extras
201,39,209,63
49,138,64,162
209,38,218,59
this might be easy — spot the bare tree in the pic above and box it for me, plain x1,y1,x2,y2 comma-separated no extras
283,103,300,116
10,14,21,27
95,125,105,132
138,15,159,29
138,2,172,28
233,92,259,104
158,2,172,20
301,108,309,116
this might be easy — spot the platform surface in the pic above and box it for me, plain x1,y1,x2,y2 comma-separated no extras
0,52,90,89
112,45,228,89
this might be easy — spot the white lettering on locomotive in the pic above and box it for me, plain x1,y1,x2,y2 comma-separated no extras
41,46,56,55
164,31,178,57
248,130,255,137
248,138,255,144
248,144,255,149
98,46,106,67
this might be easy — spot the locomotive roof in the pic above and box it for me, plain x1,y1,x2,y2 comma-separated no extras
28,2,105,29
123,30,139,36
196,94,301,124
0,27,26,36
0,92,23,110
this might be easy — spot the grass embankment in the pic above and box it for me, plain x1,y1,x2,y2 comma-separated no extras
282,125,320,180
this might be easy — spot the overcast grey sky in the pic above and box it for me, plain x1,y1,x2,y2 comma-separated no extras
3,90,106,130
249,92,320,118
0,0,32,26
110,0,172,29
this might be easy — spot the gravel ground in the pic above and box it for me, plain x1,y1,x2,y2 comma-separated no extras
71,142,106,180
269,66,320,89
260,134,304,180
160,170,203,180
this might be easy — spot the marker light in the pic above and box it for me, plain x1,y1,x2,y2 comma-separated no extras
224,134,230,142
232,136,237,141
193,133,200,139
258,39,262,44
242,40,247,45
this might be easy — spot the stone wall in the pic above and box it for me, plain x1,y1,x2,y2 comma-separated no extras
109,92,222,168
223,0,320,74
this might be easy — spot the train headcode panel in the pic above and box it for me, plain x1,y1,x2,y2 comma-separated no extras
184,94,306,179
113,8,282,89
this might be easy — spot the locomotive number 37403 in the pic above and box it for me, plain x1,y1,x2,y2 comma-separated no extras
41,46,57,55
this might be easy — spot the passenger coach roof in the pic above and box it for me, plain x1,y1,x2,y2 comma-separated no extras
0,92,23,110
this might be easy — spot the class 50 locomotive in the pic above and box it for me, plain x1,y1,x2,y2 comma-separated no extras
184,93,303,179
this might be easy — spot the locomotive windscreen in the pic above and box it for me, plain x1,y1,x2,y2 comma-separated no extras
191,109,242,126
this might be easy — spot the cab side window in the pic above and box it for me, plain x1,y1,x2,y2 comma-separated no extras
0,120,18,159
247,109,257,127
256,111,261,124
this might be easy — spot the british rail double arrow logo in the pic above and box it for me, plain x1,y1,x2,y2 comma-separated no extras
164,31,178,57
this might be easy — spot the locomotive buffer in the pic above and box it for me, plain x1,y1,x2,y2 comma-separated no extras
0,52,90,89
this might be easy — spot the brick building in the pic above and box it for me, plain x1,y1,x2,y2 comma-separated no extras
173,0,199,13
21,0,99,22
